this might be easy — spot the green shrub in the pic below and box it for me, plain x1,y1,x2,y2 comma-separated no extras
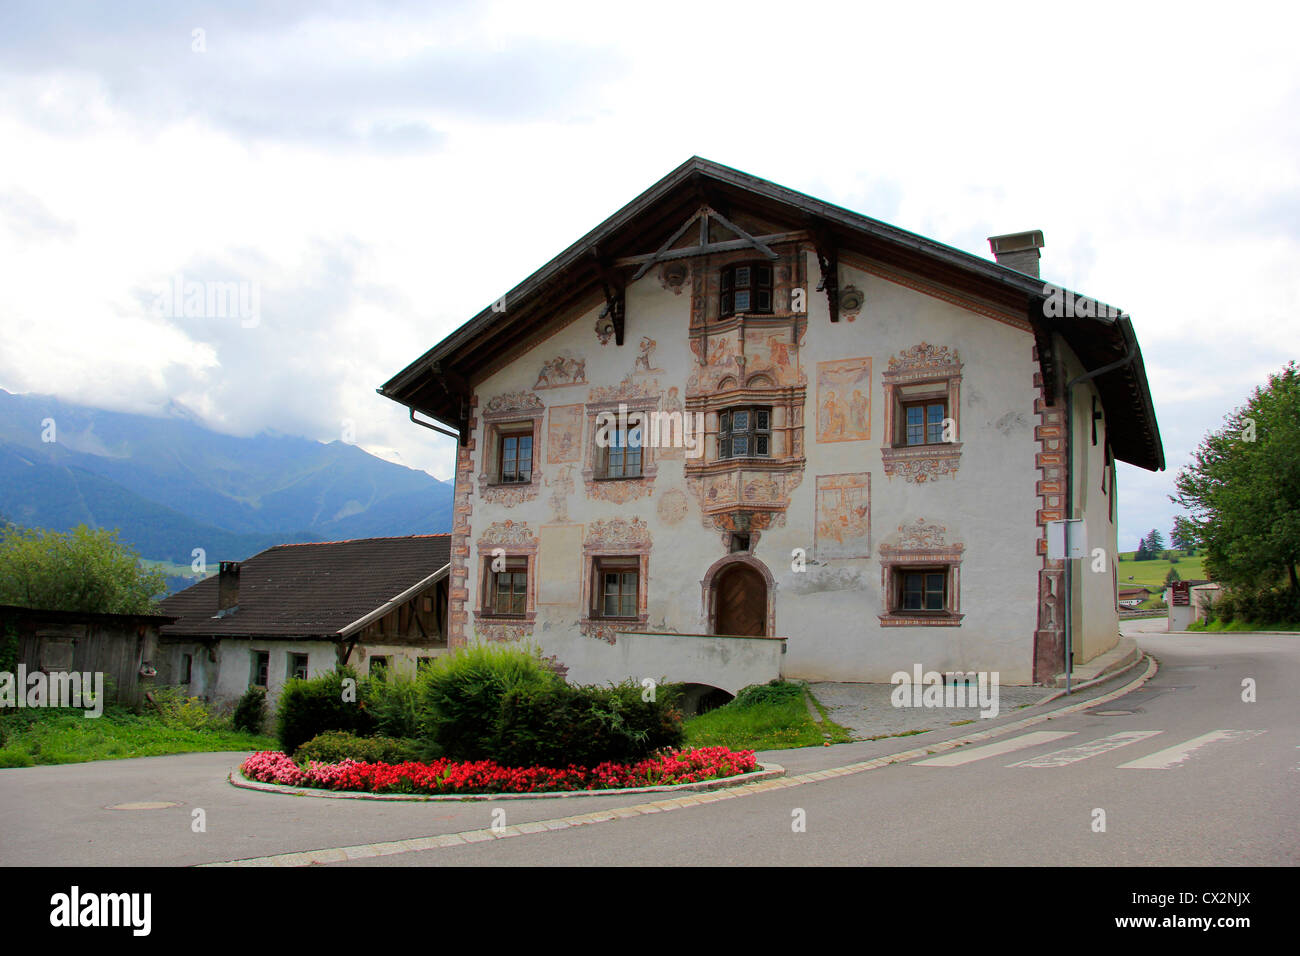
417,644,562,761
365,671,422,740
276,668,374,754
232,686,267,735
150,686,219,731
294,730,419,765
492,680,684,767
732,679,804,709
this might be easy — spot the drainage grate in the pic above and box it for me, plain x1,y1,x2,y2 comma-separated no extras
106,801,181,811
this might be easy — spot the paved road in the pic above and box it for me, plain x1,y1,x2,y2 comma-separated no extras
2,625,1294,866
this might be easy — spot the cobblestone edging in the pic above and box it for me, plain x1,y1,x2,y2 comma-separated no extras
227,762,786,802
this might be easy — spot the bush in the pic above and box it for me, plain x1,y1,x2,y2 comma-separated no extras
416,644,562,761
732,679,804,709
276,668,374,754
232,687,267,735
365,671,422,740
294,730,419,765
492,680,684,768
150,687,219,731
1212,584,1300,627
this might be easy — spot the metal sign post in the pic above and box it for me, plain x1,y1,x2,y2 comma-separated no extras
1046,519,1086,693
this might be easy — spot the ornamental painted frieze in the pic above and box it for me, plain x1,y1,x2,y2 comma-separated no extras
886,343,961,377
578,619,640,646
881,443,962,483
586,475,655,504
587,376,659,404
584,516,651,551
483,391,545,415
475,621,533,643
476,478,541,506
476,519,538,550
878,518,964,557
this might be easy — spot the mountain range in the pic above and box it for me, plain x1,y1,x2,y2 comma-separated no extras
0,389,453,581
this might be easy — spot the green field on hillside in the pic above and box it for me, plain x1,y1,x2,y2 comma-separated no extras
1116,551,1206,592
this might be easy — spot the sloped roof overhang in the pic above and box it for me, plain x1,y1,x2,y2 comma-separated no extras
379,157,1163,472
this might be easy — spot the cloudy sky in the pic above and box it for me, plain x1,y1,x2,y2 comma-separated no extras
1,0,1296,551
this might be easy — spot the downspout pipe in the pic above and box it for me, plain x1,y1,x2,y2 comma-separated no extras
409,407,460,440
1062,334,1139,692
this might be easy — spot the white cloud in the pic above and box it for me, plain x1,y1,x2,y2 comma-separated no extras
0,0,1297,511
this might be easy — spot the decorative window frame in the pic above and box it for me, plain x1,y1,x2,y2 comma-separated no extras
578,518,651,644
878,519,964,627
881,344,963,484
473,520,538,641
582,395,659,504
478,392,545,505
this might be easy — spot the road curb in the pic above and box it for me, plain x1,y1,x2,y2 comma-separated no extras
205,658,1159,866
227,762,786,802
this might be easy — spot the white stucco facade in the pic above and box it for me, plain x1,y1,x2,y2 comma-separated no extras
444,237,1121,688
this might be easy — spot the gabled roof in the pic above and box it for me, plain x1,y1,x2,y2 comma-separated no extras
159,535,450,640
380,156,1163,471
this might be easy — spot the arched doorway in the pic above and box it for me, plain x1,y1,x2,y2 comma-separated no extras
714,563,768,636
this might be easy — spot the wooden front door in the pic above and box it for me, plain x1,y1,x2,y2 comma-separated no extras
715,564,767,636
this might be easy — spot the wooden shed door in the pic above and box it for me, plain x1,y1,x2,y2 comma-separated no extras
715,564,767,636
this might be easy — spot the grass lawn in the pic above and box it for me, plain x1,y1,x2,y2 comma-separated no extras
684,681,853,751
0,706,276,768
1187,619,1300,633
1116,551,1206,592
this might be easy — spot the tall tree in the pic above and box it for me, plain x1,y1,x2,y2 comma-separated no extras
0,524,167,614
1170,518,1196,554
1172,361,1300,592
1146,528,1166,555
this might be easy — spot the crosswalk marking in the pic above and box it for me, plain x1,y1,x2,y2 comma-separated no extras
1117,730,1265,770
911,731,1076,767
1007,731,1164,768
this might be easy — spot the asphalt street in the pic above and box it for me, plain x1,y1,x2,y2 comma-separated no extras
2,623,1294,867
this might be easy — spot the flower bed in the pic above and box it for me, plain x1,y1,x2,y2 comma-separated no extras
240,746,758,796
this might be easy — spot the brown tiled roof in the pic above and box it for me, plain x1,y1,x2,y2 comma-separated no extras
159,535,450,640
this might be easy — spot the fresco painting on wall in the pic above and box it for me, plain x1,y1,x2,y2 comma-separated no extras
815,473,871,559
536,353,587,389
547,403,584,463
817,357,871,443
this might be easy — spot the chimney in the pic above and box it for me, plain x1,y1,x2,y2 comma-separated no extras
218,561,240,611
988,230,1045,278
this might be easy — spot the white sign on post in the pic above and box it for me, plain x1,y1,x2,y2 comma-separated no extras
1046,519,1087,560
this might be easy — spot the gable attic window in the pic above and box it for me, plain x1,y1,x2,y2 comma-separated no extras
720,263,773,318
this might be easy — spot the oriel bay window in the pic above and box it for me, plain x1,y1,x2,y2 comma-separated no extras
719,407,771,459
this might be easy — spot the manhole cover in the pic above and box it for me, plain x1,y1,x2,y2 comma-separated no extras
106,801,181,811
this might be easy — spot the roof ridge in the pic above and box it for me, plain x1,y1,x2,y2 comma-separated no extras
270,533,450,549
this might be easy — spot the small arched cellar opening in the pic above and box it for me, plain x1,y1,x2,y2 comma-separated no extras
677,683,735,716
